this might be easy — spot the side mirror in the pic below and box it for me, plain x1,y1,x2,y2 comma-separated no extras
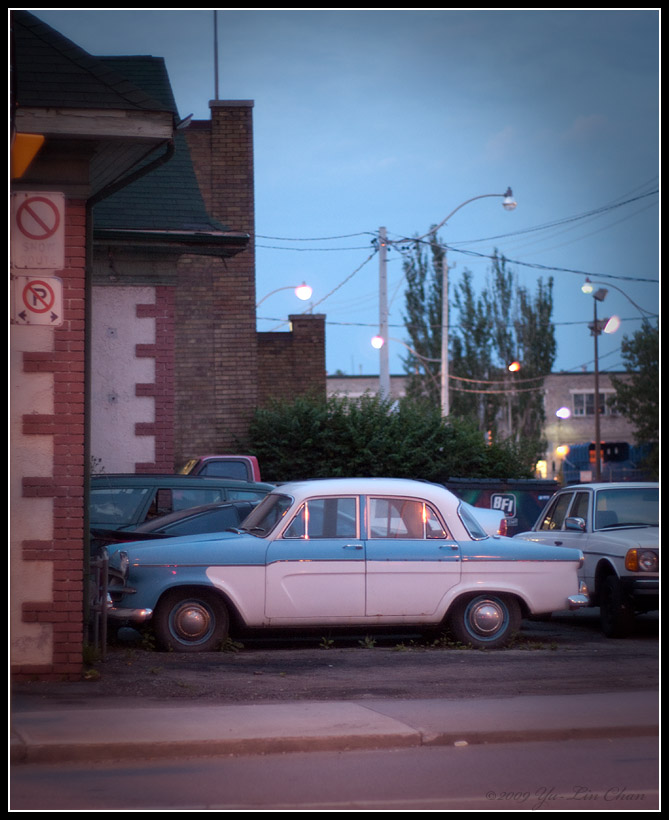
565,516,586,532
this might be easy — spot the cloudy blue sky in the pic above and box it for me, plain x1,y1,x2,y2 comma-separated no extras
28,8,659,377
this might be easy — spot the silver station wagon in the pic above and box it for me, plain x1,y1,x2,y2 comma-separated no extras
107,477,588,651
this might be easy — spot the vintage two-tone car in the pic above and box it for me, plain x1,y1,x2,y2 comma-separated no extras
106,477,588,651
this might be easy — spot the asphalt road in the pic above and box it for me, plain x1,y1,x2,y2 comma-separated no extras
12,608,658,709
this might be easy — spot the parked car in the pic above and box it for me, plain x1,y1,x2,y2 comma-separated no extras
90,474,273,532
179,455,262,482
106,477,588,652
91,500,260,549
514,482,658,637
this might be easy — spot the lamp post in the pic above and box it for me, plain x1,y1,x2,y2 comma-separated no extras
587,287,619,481
377,188,516,414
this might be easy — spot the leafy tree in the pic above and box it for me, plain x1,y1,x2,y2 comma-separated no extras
609,321,659,477
247,393,535,484
401,232,444,404
401,244,556,465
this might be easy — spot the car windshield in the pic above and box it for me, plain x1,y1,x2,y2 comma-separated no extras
239,493,293,536
594,487,659,529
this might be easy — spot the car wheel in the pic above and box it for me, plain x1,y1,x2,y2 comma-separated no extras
450,593,521,649
154,589,229,652
599,575,635,638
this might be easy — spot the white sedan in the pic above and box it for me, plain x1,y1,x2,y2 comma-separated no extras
514,482,658,636
107,478,588,651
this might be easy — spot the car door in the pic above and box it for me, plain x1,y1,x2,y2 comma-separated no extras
524,489,595,583
264,495,366,620
364,496,461,617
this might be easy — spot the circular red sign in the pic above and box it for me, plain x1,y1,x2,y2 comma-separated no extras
16,196,61,241
22,279,55,314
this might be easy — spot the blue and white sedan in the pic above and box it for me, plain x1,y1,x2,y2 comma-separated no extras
107,478,588,651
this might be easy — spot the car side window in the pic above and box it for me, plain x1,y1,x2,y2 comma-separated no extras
368,497,449,539
283,497,358,539
538,493,573,531
569,492,590,525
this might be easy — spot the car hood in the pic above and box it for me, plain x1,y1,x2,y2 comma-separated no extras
589,526,659,550
107,529,260,568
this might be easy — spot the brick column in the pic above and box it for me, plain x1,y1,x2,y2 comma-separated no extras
13,198,87,680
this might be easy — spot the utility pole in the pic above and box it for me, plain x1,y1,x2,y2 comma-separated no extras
378,227,390,400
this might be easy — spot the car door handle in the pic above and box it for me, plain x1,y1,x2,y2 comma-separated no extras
343,544,363,550
438,544,459,550
554,540,563,546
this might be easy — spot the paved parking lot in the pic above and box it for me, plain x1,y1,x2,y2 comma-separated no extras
12,609,658,709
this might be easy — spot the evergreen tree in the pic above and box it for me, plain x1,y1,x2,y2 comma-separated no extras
609,321,659,477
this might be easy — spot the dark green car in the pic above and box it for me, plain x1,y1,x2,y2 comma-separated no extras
90,473,274,532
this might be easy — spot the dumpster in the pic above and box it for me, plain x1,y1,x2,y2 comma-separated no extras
444,478,559,536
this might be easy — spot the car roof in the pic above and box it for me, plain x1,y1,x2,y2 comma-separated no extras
272,477,459,503
90,473,273,490
559,482,658,491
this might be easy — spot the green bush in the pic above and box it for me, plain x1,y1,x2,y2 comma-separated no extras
248,394,534,483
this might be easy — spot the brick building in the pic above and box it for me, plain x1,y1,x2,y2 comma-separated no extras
10,11,326,679
10,11,176,678
92,96,327,472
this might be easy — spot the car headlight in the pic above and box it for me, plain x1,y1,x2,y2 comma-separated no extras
625,548,658,572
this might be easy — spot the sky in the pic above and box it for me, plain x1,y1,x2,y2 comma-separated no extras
25,8,659,378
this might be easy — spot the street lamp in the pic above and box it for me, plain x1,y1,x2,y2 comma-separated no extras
581,277,655,318
377,188,517,413
586,286,619,481
256,282,312,308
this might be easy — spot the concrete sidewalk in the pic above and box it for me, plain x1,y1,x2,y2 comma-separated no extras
11,691,659,765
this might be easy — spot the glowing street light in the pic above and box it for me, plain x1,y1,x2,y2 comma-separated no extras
256,282,312,308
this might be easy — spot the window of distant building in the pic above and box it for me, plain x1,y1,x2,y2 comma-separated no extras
571,390,616,417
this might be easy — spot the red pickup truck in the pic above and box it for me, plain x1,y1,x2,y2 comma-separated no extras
179,455,262,482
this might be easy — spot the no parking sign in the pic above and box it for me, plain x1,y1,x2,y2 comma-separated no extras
12,275,64,326
11,192,65,270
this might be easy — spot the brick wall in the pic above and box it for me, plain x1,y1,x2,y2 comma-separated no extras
13,198,87,680
176,102,259,459
175,101,326,462
258,315,326,404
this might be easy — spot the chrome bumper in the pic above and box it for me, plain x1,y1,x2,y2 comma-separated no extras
567,582,590,609
107,606,154,623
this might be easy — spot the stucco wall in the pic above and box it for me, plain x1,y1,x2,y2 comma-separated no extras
91,286,156,473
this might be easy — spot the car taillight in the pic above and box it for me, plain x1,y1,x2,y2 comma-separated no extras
498,517,508,537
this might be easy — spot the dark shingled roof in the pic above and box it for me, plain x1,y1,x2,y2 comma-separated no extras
11,10,170,113
12,10,238,239
93,56,228,233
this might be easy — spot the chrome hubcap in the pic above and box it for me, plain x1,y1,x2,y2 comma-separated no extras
171,602,212,642
468,599,504,635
